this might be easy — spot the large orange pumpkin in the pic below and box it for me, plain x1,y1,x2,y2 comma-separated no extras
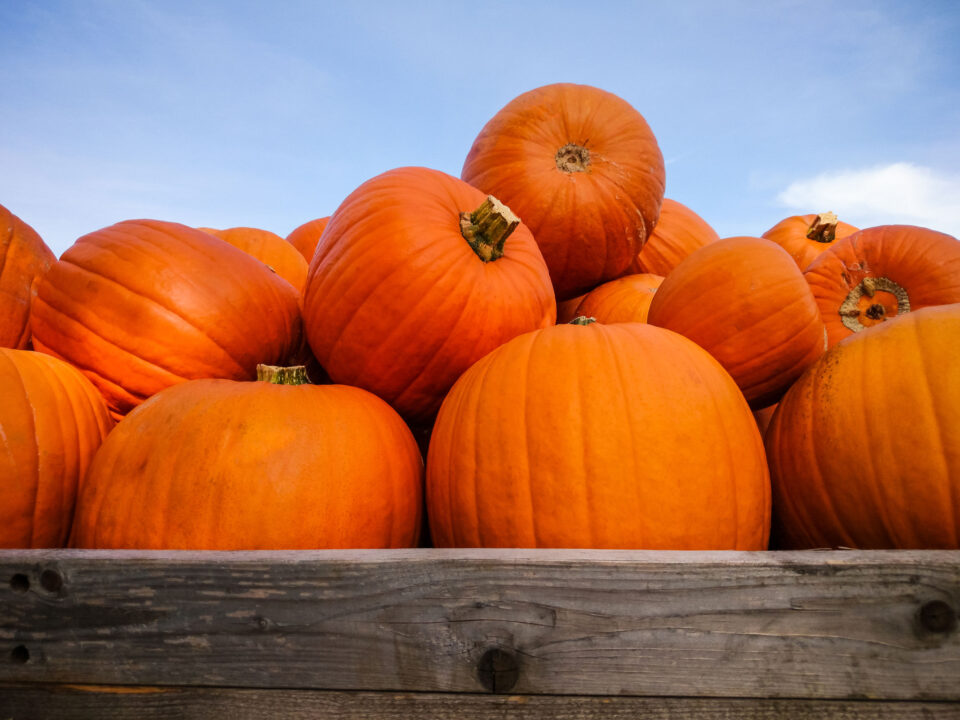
427,321,770,549
31,219,302,418
1,349,113,548
461,83,665,300
302,166,555,425
201,226,308,293
71,365,423,550
627,198,719,276
803,225,960,348
766,304,960,549
286,216,329,263
0,204,56,349
648,236,825,409
761,211,859,271
572,273,664,324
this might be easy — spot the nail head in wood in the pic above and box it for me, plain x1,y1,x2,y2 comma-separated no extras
10,645,29,664
477,648,519,693
40,568,64,594
9,573,29,592
919,600,957,634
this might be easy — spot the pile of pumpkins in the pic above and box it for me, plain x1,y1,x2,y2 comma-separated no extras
3,83,959,552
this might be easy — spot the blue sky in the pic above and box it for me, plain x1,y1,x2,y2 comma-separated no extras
2,0,958,257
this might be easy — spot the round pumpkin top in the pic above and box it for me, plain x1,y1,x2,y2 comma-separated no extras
202,226,309,293
286,216,330,263
427,320,770,550
302,166,555,425
572,273,664,324
462,83,665,301
762,211,860,271
628,198,719,276
0,203,56,349
31,219,303,418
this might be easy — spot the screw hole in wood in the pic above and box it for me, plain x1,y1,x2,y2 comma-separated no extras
10,646,29,664
477,648,520,693
9,574,29,593
919,600,957,635
40,569,64,594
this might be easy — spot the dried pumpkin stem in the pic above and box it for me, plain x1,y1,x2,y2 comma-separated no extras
806,211,839,244
838,276,910,332
256,364,310,385
569,316,597,326
460,196,519,263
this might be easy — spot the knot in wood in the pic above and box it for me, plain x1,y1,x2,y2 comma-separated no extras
919,600,957,635
477,647,520,693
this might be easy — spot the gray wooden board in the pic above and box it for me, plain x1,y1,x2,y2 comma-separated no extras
1,685,959,720
1,549,958,700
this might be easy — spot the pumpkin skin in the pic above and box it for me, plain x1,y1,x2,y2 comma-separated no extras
461,83,665,301
427,322,770,549
766,304,960,549
71,371,423,550
573,273,664,324
201,226,308,293
762,212,859,271
0,204,56,349
302,166,555,425
31,219,302,419
647,236,825,409
803,225,960,348
286,216,330,263
627,198,719,276
1,349,113,548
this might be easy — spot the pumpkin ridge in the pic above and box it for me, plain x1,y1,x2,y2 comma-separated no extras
4,356,42,546
58,260,249,377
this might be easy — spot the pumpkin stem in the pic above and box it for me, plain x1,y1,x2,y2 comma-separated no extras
459,195,519,263
256,364,310,385
569,316,597,326
838,276,910,332
806,212,840,244
556,143,591,173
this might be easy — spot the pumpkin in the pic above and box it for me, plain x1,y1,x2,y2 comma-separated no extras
647,236,825,409
461,83,665,300
556,293,589,324
762,211,860,271
627,198,719,276
803,225,960,348
286,216,330,263
30,219,302,419
572,273,664,324
766,304,960,549
427,320,770,549
70,365,423,550
201,226,308,293
302,166,555,425
1,349,113,548
0,203,56,349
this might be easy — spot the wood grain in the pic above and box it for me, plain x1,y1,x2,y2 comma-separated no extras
2,684,959,720
1,549,958,700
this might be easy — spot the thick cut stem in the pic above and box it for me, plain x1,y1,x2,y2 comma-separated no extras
256,364,310,385
806,212,840,243
838,277,910,332
556,143,591,173
460,196,520,263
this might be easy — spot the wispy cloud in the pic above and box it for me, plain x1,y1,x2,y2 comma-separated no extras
777,163,960,238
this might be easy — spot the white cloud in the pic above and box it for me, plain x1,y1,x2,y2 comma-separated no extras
777,163,960,239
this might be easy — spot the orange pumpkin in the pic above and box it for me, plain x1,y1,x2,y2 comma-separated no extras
1,349,113,548
766,304,960,549
71,365,423,550
573,273,664,324
0,204,56,349
804,225,960,348
647,236,825,409
31,219,302,419
762,211,859,271
286,216,330,263
627,198,719,276
302,166,555,425
427,321,770,549
201,226,308,293
462,83,665,300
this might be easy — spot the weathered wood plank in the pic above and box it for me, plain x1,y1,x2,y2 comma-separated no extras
1,549,958,700
1,684,959,719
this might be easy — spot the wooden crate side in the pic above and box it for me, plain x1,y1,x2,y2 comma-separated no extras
1,549,959,700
